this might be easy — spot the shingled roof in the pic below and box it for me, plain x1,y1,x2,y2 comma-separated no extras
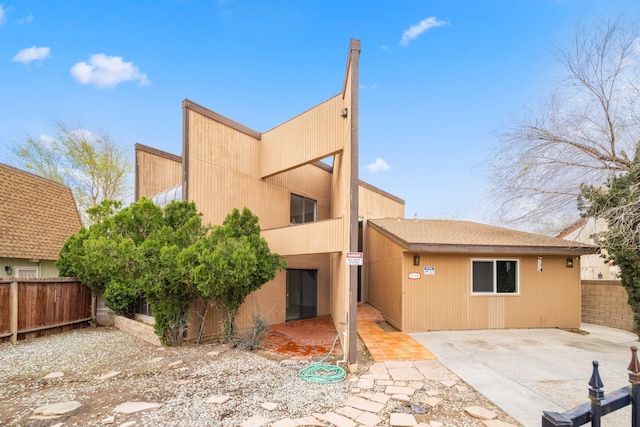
0,163,82,260
368,218,598,255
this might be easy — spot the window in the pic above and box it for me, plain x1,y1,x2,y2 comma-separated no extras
15,267,38,278
471,259,518,294
290,194,317,224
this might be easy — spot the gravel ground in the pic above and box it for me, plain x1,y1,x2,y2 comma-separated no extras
0,327,521,426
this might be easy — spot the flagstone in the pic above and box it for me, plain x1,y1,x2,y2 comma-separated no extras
293,416,324,426
421,397,441,408
355,411,383,426
240,414,272,427
318,412,357,427
336,405,364,419
481,420,519,427
206,395,231,404
344,396,385,413
271,418,297,427
384,386,415,396
113,401,161,414
368,362,388,374
360,392,391,404
43,371,64,379
389,412,418,426
97,371,121,381
388,367,424,382
464,406,497,420
32,401,81,416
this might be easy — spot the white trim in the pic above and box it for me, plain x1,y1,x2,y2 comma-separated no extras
470,258,519,295
14,266,39,279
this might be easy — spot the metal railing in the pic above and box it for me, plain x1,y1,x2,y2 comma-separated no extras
542,346,640,426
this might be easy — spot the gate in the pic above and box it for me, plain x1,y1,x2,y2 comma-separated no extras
542,346,640,426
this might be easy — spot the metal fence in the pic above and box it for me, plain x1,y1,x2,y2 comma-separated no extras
542,346,640,426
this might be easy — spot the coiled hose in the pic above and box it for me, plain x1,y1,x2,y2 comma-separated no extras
298,333,347,383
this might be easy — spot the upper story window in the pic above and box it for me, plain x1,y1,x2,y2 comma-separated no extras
471,259,518,294
290,194,317,224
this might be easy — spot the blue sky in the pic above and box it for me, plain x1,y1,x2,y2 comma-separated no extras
1,0,639,227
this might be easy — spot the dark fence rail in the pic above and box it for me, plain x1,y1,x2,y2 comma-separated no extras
542,346,640,426
0,278,91,343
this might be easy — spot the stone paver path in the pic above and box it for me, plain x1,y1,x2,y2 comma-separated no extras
29,350,519,426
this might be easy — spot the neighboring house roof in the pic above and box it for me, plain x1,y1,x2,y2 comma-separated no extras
556,218,588,239
368,218,598,255
0,163,82,260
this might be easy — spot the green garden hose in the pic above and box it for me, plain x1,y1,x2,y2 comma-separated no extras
298,333,347,383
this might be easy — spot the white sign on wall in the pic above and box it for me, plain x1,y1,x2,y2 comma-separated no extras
424,266,435,275
346,252,363,266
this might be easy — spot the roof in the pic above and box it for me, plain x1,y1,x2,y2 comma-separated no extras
0,163,82,260
368,218,598,255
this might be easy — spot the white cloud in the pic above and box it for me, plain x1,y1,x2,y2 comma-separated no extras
0,5,7,25
17,13,33,25
12,46,51,64
400,16,445,46
360,83,378,90
70,53,150,88
366,158,391,174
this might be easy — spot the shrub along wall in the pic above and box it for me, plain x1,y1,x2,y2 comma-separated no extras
582,280,634,332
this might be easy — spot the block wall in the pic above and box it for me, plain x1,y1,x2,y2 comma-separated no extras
113,315,162,346
582,280,635,332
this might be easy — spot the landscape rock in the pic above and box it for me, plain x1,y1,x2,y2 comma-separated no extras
42,371,64,379
206,395,231,404
261,402,278,411
464,405,497,420
113,401,161,414
32,401,82,417
389,412,418,426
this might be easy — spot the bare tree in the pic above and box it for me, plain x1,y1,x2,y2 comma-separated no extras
491,17,640,234
11,122,133,223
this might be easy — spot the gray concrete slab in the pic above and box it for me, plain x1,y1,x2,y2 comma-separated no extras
410,323,639,427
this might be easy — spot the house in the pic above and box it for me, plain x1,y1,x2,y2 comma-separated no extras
136,39,404,365
0,163,83,278
557,217,618,280
366,218,597,332
135,39,597,363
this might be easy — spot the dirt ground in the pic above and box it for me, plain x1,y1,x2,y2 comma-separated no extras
0,327,520,426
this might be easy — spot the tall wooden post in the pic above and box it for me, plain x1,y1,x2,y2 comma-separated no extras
10,280,18,342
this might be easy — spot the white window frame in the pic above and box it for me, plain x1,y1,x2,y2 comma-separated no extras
15,266,39,279
470,258,519,295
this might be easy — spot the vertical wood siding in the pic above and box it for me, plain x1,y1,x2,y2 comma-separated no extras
136,149,182,199
358,184,405,303
184,98,350,339
366,227,404,329
261,95,346,178
401,253,581,331
261,218,343,255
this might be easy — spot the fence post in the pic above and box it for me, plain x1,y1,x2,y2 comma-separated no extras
589,360,604,427
629,346,640,427
10,280,18,342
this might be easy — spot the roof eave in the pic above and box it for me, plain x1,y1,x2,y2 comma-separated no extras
406,243,600,256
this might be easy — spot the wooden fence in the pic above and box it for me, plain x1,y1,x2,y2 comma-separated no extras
0,278,91,343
